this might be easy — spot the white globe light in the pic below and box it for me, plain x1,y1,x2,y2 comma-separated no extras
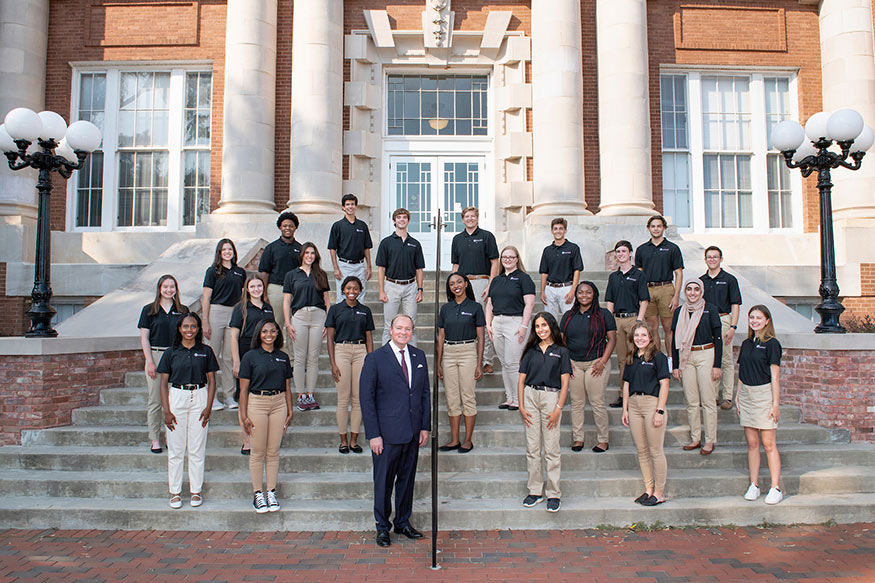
56,138,78,163
827,109,864,142
37,111,67,142
0,124,17,153
792,140,818,163
770,120,805,151
4,107,42,142
65,120,102,152
805,111,833,142
850,125,875,153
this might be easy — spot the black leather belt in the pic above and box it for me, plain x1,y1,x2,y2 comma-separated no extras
614,312,637,318
338,340,365,344
172,384,205,391
546,281,572,288
527,385,560,393
386,277,416,285
249,389,285,396
338,257,365,264
445,339,476,345
647,281,672,288
630,391,655,397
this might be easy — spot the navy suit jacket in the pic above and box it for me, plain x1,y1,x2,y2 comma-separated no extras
360,342,431,445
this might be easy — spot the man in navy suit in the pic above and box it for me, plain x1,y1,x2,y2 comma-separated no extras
360,314,431,547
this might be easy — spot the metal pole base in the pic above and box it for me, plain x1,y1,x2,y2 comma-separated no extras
25,303,58,337
814,302,846,334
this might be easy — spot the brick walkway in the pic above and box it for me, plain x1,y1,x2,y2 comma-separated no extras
1,524,872,582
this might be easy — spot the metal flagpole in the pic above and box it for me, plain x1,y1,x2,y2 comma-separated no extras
430,208,444,570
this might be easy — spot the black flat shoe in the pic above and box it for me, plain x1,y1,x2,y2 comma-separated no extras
339,445,350,454
507,405,519,411
498,403,510,410
634,492,650,504
571,443,584,452
458,444,474,453
376,530,391,547
439,443,461,451
240,447,251,456
394,525,423,539
640,495,665,506
151,446,163,454
351,444,363,454
591,444,609,453
609,396,623,408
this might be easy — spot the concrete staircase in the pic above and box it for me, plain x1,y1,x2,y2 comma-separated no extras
2,273,874,531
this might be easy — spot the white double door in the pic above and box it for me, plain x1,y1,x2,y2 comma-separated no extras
386,155,489,270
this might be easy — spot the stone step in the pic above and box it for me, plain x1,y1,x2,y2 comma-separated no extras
74,403,804,427
4,444,872,474
0,492,871,531
21,421,836,450
1,465,871,501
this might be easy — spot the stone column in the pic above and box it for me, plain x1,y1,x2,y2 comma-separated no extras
530,0,590,216
215,0,278,215
287,0,344,216
820,0,875,220
596,0,655,216
0,0,48,219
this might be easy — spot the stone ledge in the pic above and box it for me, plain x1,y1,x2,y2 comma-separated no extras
0,336,141,356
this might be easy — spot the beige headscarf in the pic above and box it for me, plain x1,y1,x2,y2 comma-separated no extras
674,278,706,369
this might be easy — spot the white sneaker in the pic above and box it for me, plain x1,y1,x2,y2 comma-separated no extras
265,489,280,512
764,487,783,505
211,399,225,411
225,397,239,410
743,484,761,501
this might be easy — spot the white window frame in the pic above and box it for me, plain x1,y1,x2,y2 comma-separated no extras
67,61,212,233
660,68,803,235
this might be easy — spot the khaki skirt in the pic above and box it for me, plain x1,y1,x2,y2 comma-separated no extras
738,382,777,430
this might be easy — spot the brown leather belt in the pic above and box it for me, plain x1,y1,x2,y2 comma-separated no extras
546,281,572,288
467,275,490,280
647,281,672,288
690,343,715,352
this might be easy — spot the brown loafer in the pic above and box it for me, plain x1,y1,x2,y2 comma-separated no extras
720,400,733,410
483,363,495,374
682,442,701,451
700,444,715,455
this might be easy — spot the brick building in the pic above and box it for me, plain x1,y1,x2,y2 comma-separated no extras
2,0,875,334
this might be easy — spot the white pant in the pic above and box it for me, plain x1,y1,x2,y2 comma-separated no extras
205,304,234,401
292,306,326,394
382,280,418,346
544,284,573,322
337,260,367,300
468,277,495,366
492,314,526,403
167,386,210,494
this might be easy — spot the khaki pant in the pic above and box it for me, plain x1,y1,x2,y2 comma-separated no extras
570,358,611,444
145,348,166,441
614,316,637,392
442,343,478,417
382,280,418,346
645,283,675,319
628,394,667,493
334,343,366,434
718,314,736,401
247,392,288,492
492,315,525,403
206,303,234,401
524,386,561,498
468,277,495,366
544,284,573,322
292,307,326,394
682,347,719,444
267,284,292,361
337,260,367,300
167,386,209,494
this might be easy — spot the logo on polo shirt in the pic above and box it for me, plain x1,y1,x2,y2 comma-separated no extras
473,238,483,243
461,311,473,316
407,242,417,248
275,357,286,362
356,228,363,233
548,352,561,358
658,248,669,252
756,345,767,350
642,361,654,366
355,310,367,316
510,276,519,281
561,250,571,255
716,281,727,285
194,352,207,358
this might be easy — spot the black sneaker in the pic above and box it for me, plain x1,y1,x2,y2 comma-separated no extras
609,396,623,408
546,498,561,512
522,494,543,507
253,491,269,514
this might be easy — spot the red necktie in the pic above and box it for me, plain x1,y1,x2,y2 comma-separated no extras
400,349,410,384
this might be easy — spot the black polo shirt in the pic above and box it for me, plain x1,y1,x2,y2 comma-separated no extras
670,303,723,368
238,347,292,392
229,302,276,345
737,337,782,386
203,265,247,306
438,298,486,342
487,269,536,316
283,268,328,314
375,233,425,280
258,238,302,285
325,300,375,343
327,218,373,262
519,344,572,389
623,351,670,397
539,240,584,284
138,304,188,348
157,343,219,386
605,268,650,314
560,307,617,362
635,239,684,283
701,269,743,315
450,228,499,276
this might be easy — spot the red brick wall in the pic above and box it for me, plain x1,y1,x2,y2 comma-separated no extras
841,263,875,324
0,264,28,337
780,348,875,442
0,349,141,445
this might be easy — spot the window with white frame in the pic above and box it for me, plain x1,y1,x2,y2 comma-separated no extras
70,67,212,230
660,71,797,232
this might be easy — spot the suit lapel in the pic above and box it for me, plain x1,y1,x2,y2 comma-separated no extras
383,343,408,384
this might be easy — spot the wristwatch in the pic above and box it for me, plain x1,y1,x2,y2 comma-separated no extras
656,409,665,415
417,287,423,291
730,325,737,329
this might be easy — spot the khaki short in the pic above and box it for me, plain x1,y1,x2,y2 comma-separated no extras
644,283,675,319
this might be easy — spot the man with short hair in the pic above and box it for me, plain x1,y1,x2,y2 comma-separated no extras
451,206,499,373
539,218,584,321
635,215,684,364
701,246,742,410
360,314,430,548
605,240,650,408
376,208,425,346
258,211,301,357
327,193,373,299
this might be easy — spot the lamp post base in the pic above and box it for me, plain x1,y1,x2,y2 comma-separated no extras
25,302,58,337
814,301,846,334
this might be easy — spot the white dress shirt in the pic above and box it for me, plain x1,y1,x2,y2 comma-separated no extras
389,341,412,387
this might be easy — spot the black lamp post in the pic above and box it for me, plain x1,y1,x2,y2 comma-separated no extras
772,110,874,334
1,108,101,337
